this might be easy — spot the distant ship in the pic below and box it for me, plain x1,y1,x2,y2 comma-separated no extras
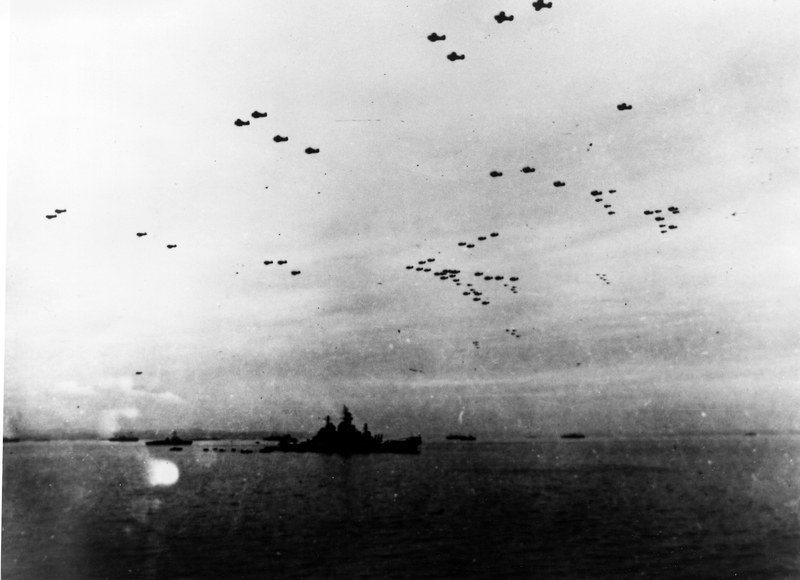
263,433,297,443
145,430,193,446
445,434,476,441
3,437,20,443
109,434,139,442
560,433,586,439
265,406,421,455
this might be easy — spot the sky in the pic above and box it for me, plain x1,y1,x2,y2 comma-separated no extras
5,0,800,439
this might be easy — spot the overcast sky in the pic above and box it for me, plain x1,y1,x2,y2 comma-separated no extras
5,0,799,438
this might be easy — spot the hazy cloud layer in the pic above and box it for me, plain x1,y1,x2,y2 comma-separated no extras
6,0,799,437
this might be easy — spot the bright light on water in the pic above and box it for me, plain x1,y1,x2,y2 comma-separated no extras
146,459,179,486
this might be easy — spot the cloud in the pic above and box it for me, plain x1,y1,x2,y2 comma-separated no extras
18,376,187,436
54,375,184,405
55,380,96,397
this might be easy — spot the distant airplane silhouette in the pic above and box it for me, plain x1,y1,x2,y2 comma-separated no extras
447,52,465,61
251,111,267,118
305,147,320,154
264,261,274,265
46,215,56,219
490,233,498,237
553,181,565,187
167,245,177,249
494,11,514,23
427,33,446,42
617,103,633,111
234,119,250,126
291,271,301,275
273,135,288,142
136,233,147,237
532,0,552,10
277,260,287,265
521,166,535,173
54,209,66,214
135,372,142,375
489,171,503,177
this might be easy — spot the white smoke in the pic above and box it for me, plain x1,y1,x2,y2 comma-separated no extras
99,407,140,438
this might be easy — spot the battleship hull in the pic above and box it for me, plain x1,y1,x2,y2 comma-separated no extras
269,435,422,455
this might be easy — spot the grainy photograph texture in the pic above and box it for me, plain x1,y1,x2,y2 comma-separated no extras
3,1,800,579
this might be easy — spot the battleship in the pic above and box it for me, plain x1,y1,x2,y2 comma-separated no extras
560,433,586,439
108,434,139,442
266,406,421,455
262,433,297,443
145,430,193,446
445,434,476,441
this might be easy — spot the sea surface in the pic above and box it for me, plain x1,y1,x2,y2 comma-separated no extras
3,435,799,580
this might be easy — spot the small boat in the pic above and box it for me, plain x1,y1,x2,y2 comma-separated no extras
109,434,139,442
744,432,758,437
169,447,183,452
146,430,193,446
445,434,476,441
560,433,586,439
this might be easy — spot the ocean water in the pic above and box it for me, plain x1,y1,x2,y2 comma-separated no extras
2,435,799,580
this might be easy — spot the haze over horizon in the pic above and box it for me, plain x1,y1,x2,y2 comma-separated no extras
5,0,799,440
